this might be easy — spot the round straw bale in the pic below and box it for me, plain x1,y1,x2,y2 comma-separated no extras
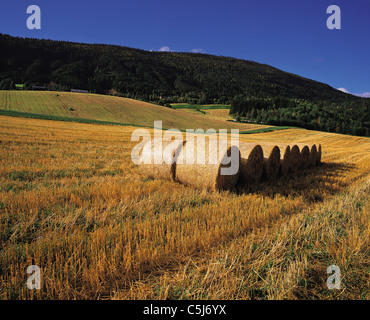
289,145,301,173
238,142,264,185
316,144,322,165
308,144,318,168
175,138,240,191
139,139,185,181
263,143,291,176
277,144,291,176
297,144,310,169
261,145,280,181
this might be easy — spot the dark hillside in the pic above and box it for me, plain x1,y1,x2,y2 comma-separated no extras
0,33,358,104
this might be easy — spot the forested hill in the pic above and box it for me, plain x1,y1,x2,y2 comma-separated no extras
0,33,360,105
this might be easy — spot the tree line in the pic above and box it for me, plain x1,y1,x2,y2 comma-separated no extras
230,96,370,136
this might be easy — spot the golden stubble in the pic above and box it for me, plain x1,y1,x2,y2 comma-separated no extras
0,116,369,300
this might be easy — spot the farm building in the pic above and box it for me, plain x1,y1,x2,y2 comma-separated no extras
32,85,46,90
71,89,88,93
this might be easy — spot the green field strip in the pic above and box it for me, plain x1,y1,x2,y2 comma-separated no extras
239,126,296,134
0,108,144,128
172,104,231,110
1,109,276,135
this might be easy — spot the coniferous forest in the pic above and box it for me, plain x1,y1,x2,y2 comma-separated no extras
230,96,370,136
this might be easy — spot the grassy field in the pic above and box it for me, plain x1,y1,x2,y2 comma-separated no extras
0,91,267,132
0,115,369,300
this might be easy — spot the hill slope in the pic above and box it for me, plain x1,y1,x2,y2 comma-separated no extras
0,33,359,104
0,90,270,131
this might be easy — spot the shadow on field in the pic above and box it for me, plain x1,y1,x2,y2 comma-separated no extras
233,162,357,204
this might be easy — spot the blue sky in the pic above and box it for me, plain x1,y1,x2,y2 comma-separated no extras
1,0,369,96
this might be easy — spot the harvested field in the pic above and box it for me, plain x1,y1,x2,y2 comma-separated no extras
0,118,368,300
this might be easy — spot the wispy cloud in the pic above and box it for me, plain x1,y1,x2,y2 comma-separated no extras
354,92,370,98
159,46,172,52
337,87,370,98
191,48,205,54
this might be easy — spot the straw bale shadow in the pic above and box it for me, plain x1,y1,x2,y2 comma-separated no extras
233,162,357,204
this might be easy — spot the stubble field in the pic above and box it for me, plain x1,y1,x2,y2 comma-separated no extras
0,115,369,300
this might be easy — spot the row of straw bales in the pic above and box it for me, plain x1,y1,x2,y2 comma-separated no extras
139,139,321,191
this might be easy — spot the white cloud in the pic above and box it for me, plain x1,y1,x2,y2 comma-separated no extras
191,48,205,54
337,87,370,98
159,46,172,52
337,87,350,94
